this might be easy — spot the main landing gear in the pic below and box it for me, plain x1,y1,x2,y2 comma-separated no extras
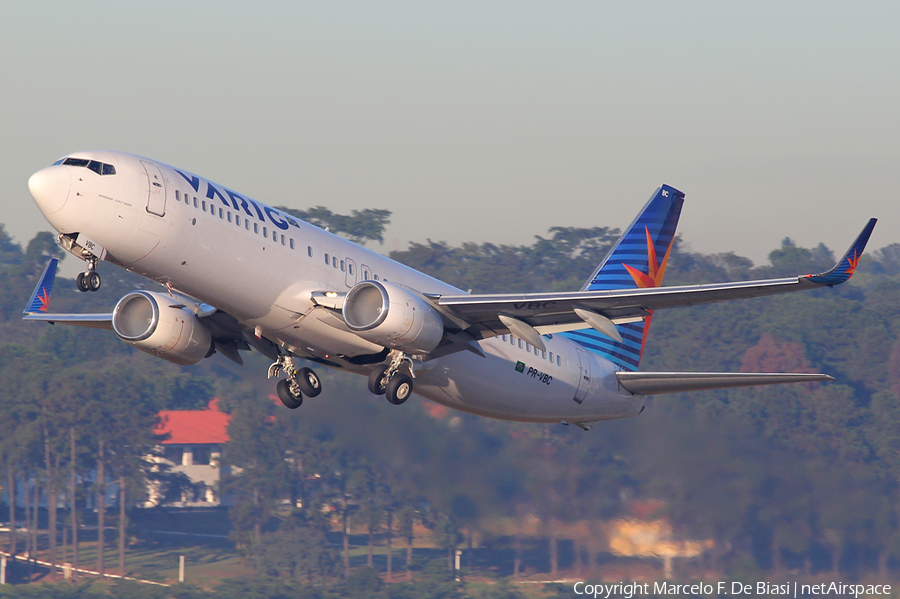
269,354,322,410
368,350,414,405
75,255,101,293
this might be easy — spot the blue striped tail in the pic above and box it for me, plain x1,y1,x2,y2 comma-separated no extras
563,185,684,371
24,258,58,314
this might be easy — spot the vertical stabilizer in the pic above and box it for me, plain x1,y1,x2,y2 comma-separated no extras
563,185,684,371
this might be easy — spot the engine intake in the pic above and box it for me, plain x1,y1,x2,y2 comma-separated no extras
343,281,444,354
112,291,213,365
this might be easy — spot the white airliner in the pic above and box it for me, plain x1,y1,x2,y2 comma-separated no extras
24,151,876,429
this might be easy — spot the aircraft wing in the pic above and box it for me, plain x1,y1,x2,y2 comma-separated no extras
432,219,877,343
19,258,114,329
20,259,268,364
23,312,114,329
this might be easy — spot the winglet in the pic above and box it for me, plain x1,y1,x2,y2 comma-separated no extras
24,258,58,314
805,219,876,286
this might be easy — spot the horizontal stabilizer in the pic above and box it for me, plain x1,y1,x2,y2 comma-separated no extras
616,371,833,395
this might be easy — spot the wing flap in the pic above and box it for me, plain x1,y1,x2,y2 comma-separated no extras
616,371,833,395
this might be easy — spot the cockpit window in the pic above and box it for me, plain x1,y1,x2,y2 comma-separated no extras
61,157,116,175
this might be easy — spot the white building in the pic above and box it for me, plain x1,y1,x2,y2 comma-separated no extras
147,399,231,507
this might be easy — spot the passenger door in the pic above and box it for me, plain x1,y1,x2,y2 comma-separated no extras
142,161,167,217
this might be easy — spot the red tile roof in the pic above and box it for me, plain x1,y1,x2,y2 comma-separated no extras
154,398,230,445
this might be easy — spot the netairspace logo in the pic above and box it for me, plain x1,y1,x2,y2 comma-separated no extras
572,580,893,598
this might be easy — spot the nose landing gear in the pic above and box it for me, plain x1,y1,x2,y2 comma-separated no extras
75,255,101,292
76,270,101,292
269,354,323,409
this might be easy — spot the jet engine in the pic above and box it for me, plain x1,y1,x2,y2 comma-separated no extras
112,291,213,365
342,281,444,354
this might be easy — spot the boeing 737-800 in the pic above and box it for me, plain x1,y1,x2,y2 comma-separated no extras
23,151,876,429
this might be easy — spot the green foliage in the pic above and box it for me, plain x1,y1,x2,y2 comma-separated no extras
251,512,339,581
5,225,900,589
276,206,392,245
389,226,619,293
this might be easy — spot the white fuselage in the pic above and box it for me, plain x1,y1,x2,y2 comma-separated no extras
29,151,643,424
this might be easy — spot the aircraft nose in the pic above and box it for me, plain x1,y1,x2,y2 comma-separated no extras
28,166,71,215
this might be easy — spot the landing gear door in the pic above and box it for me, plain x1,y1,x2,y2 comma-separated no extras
142,161,166,217
573,345,592,404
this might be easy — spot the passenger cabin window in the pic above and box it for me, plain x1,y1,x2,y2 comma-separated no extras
290,239,295,249
263,226,268,237
176,191,180,201
325,253,330,264
227,212,232,223
340,260,345,272
308,246,313,257
253,223,259,234
202,201,207,211
193,197,198,207
219,208,224,219
557,355,561,366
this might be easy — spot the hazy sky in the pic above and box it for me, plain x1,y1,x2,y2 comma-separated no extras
2,1,897,267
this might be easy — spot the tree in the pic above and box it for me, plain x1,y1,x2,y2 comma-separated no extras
276,206,391,245
222,391,290,553
251,512,338,582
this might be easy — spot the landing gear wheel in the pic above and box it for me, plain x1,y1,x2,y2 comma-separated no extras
276,379,303,409
87,271,101,292
296,367,322,398
367,366,388,396
76,272,90,293
385,374,413,405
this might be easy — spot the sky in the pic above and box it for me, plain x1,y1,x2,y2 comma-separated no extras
1,1,898,267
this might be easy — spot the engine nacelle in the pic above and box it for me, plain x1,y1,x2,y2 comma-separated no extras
112,291,213,365
342,281,444,354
